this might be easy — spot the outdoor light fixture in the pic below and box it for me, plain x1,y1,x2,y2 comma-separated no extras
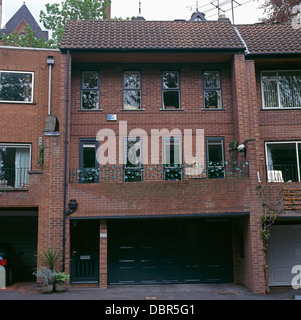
66,199,78,215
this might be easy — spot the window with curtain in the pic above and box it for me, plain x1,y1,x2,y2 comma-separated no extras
0,144,31,187
261,71,301,109
124,138,142,182
123,72,142,110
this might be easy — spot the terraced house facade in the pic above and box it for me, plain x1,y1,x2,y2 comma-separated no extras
0,16,300,294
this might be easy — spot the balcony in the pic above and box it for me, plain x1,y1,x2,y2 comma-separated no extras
0,167,29,189
69,161,249,184
265,165,301,183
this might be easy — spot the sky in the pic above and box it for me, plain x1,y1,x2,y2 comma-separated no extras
1,0,266,30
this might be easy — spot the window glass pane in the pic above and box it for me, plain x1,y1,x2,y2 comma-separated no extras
164,139,181,166
163,91,179,109
123,91,141,110
204,90,222,109
204,71,220,89
163,72,179,89
82,72,98,89
83,144,96,168
0,72,33,102
262,72,277,80
267,143,298,181
208,141,223,165
262,80,278,108
207,139,224,179
124,72,140,89
279,71,301,108
81,91,99,110
126,139,141,168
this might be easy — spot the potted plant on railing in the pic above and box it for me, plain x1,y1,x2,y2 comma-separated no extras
35,267,57,294
54,272,70,292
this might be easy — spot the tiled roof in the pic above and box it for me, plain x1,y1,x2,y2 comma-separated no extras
236,23,301,55
0,4,48,40
60,19,246,51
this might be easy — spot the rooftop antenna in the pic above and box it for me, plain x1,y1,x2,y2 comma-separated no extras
139,0,141,16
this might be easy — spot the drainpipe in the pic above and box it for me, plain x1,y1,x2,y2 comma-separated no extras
47,56,55,115
62,50,70,272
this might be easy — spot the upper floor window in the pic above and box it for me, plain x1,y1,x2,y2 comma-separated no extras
162,71,180,110
265,141,301,182
261,71,301,109
203,71,222,109
0,144,31,188
81,71,100,110
0,71,34,103
123,71,142,110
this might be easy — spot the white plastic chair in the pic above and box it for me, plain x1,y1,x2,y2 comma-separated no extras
268,170,284,182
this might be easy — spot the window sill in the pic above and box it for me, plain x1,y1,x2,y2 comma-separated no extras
77,109,103,112
0,187,28,192
260,108,301,111
120,108,145,111
160,108,184,111
202,108,225,111
0,101,36,105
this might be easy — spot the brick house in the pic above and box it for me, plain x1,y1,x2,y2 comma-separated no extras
0,16,300,294
0,2,48,44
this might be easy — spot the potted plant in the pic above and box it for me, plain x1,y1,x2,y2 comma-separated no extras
54,272,70,292
35,267,57,294
36,248,61,271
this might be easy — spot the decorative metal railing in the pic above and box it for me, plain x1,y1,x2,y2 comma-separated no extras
69,161,249,184
0,167,29,188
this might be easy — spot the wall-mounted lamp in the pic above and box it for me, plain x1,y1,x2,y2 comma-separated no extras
66,199,78,215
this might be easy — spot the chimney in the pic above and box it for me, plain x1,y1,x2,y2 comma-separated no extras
105,0,111,20
0,0,2,29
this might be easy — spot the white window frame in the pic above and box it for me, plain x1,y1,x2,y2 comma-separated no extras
0,70,34,103
261,70,301,109
265,141,301,182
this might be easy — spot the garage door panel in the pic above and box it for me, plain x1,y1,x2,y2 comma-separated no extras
268,225,301,286
108,219,233,284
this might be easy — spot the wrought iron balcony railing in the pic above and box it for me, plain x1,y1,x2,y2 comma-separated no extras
69,161,249,184
0,167,29,188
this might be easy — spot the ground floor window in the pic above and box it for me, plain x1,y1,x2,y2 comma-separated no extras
265,141,301,182
163,137,182,180
206,138,225,179
0,144,31,187
124,138,143,182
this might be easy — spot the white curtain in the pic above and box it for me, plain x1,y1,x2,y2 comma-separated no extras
15,148,30,187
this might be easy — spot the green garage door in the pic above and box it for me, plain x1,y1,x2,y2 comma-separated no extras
108,218,233,284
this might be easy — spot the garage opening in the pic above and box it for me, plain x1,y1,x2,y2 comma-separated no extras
0,208,38,282
108,218,233,285
268,223,301,286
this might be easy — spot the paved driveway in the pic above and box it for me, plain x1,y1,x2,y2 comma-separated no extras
0,282,298,300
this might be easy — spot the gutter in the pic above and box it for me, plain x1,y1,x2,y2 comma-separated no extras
62,50,70,272
59,47,246,54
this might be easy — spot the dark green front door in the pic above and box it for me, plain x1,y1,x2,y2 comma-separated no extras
108,218,233,284
70,220,99,283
